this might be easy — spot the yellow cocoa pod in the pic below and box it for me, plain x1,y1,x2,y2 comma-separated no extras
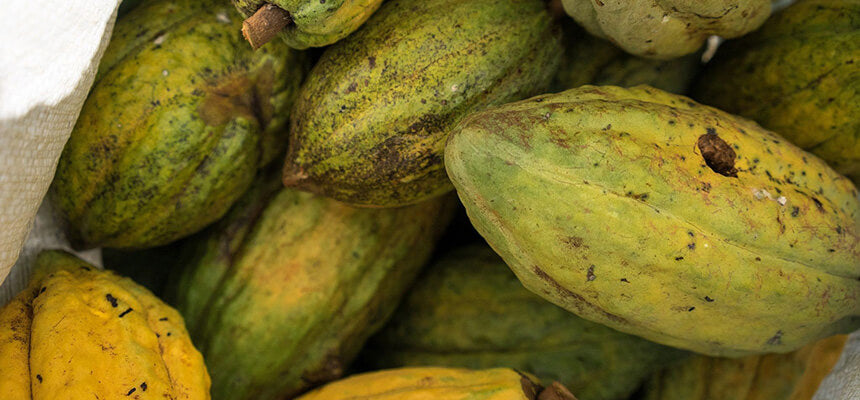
296,367,576,400
0,251,210,399
644,335,847,400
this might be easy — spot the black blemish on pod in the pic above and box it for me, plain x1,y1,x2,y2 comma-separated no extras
127,387,136,396
704,296,715,302
586,265,596,281
119,308,133,318
159,317,168,321
106,294,118,308
141,382,147,391
36,374,42,383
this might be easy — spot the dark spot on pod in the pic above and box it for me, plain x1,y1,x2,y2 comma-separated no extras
156,333,160,338
625,192,649,200
812,197,825,213
755,257,761,261
704,296,714,302
697,133,738,177
620,278,629,283
706,127,716,135
106,294,118,308
166,332,172,337
36,374,42,383
141,382,147,391
119,308,133,318
828,249,836,253
674,256,684,261
687,231,695,237
688,307,695,311
687,243,696,250
586,265,596,282
791,207,800,217
40,287,46,294
766,330,784,346
562,236,585,249
159,317,168,321
602,124,612,131
367,56,375,68
836,226,843,234
126,388,136,396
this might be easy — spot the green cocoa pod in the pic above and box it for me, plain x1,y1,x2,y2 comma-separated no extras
232,0,382,49
170,168,455,400
363,245,686,400
643,335,847,400
52,0,307,249
553,25,701,94
693,0,860,183
295,367,576,400
445,85,860,357
283,0,562,207
561,0,771,59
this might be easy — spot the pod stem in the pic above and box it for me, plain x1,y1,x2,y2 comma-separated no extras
538,382,578,400
242,3,292,50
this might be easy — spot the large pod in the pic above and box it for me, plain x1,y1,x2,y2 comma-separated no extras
363,245,685,400
53,0,307,249
171,170,455,400
445,85,860,357
296,367,576,400
643,335,847,400
0,251,210,399
232,0,383,49
561,0,771,59
283,0,562,207
693,0,860,183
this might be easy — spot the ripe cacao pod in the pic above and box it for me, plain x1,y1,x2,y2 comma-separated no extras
232,0,382,49
553,25,700,94
364,245,686,400
445,85,860,357
283,0,562,207
52,0,307,249
170,169,455,400
643,335,847,400
296,367,576,400
693,0,860,183
0,251,210,399
561,0,771,59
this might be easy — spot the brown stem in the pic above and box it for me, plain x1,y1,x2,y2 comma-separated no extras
242,3,292,50
538,382,578,400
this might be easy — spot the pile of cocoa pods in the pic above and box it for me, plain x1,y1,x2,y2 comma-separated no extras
2,0,857,399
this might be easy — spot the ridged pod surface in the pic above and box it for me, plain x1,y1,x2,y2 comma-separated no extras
643,335,847,400
364,245,686,400
0,251,210,399
296,367,575,400
53,0,307,249
283,0,562,207
553,25,700,94
445,85,860,356
561,0,771,59
232,0,382,49
693,0,860,183
170,169,455,400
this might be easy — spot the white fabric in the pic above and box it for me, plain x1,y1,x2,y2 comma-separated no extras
0,0,118,298
0,0,856,398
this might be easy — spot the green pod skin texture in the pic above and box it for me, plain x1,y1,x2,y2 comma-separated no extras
283,0,563,208
444,85,860,357
52,0,307,249
552,24,701,94
232,0,383,49
363,245,687,400
693,0,860,183
561,0,771,59
170,170,456,400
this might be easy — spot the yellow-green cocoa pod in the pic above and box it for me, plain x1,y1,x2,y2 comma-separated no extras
363,245,686,400
445,85,860,357
283,0,562,207
553,25,701,94
296,367,577,400
232,0,382,49
693,0,860,183
170,168,455,400
0,251,210,399
561,0,771,59
52,0,307,249
643,334,847,400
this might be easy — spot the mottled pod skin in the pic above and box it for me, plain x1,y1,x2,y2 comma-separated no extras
445,85,860,357
693,0,860,183
0,251,210,400
552,24,701,94
283,0,562,207
364,245,686,400
232,0,383,49
643,335,847,400
561,0,771,59
296,367,562,400
53,0,307,249
170,169,455,400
